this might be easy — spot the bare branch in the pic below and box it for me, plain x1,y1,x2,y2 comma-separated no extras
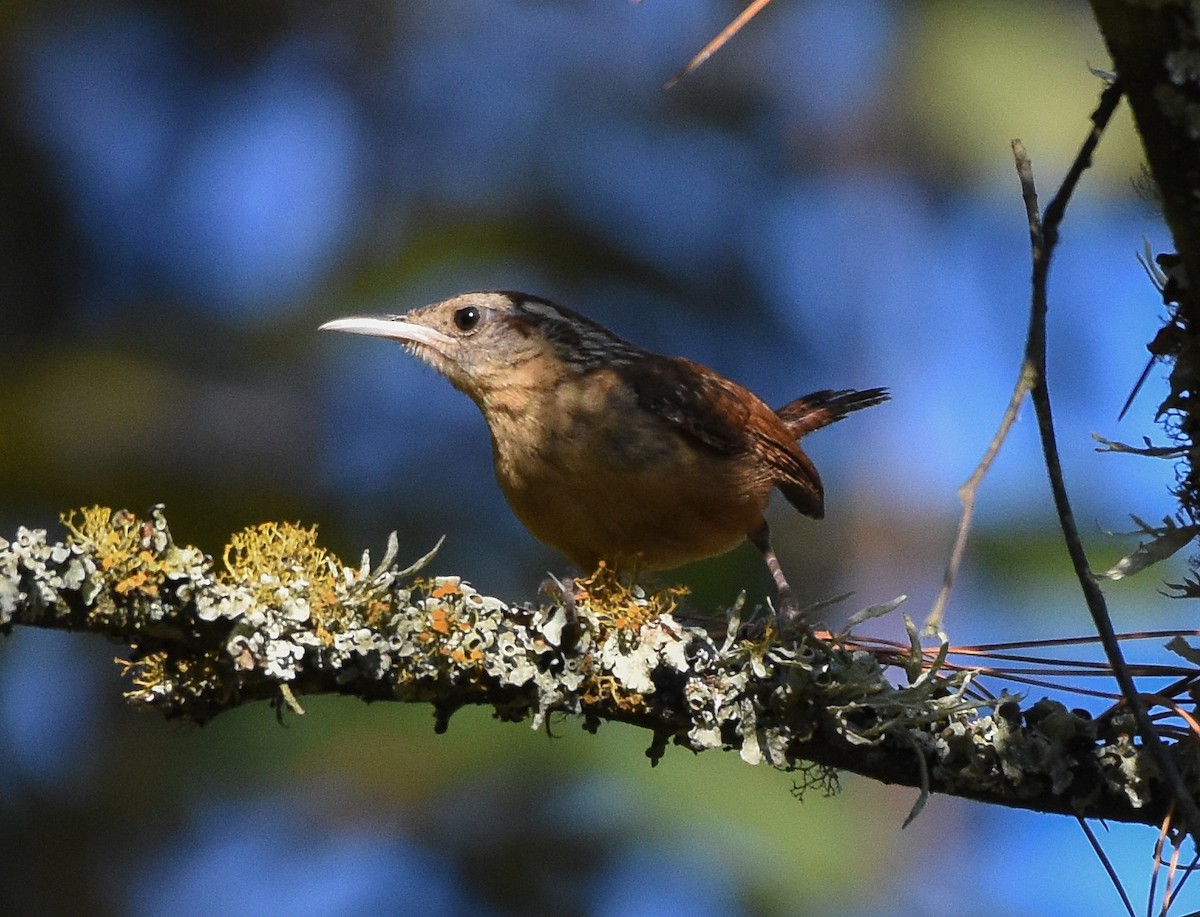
925,359,1035,635
1092,434,1186,459
1015,81,1200,840
665,0,775,89
1100,515,1200,581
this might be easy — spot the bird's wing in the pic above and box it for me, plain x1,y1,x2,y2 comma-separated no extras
629,355,752,455
630,355,825,518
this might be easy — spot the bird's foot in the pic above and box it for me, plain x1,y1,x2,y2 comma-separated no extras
772,588,815,643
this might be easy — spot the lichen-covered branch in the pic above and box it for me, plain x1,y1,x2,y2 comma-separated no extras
0,506,1186,826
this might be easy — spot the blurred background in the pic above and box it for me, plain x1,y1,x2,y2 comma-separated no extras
0,0,1191,914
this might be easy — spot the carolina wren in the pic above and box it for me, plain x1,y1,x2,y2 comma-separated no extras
321,291,886,633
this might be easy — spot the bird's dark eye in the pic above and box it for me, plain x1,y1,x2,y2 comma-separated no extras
453,306,481,331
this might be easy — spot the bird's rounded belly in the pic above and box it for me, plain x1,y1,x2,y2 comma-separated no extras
494,423,768,571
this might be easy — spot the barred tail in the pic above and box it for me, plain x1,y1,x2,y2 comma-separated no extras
775,387,889,439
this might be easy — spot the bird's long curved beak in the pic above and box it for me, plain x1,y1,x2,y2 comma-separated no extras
319,316,455,348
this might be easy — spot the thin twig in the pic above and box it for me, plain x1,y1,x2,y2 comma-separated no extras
1015,80,1200,840
1163,847,1200,914
1163,837,1185,917
860,627,1200,654
955,629,1200,650
926,358,1037,634
1077,816,1136,917
1150,808,1170,917
665,0,775,89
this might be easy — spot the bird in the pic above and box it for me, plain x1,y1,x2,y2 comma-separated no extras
320,291,887,635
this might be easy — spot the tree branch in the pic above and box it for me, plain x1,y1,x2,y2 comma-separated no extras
1015,80,1200,842
0,505,1189,827
1091,2,1200,293
1090,2,1200,525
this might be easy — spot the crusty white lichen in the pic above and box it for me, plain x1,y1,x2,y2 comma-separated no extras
0,506,1172,823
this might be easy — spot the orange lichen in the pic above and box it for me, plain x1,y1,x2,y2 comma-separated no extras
428,606,454,635
221,521,341,619
581,671,646,713
432,581,461,599
63,506,166,598
574,562,686,634
362,598,393,628
449,646,486,666
116,648,225,707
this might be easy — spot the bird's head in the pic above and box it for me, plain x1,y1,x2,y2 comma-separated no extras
320,291,643,404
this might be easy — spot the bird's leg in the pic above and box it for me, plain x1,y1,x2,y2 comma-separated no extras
748,520,807,638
